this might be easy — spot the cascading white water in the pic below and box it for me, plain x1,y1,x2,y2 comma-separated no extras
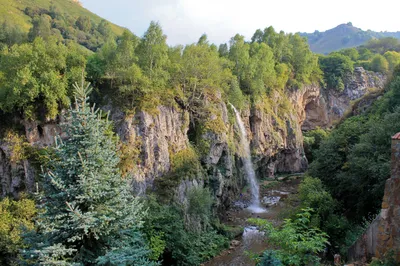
230,104,265,213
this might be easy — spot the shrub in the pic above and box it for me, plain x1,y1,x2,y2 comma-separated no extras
249,208,329,266
0,197,36,266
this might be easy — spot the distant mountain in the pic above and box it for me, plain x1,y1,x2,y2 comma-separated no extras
301,23,400,54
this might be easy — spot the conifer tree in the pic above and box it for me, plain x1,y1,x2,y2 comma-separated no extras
22,81,154,265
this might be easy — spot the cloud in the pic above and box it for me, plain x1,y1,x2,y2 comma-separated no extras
81,0,400,45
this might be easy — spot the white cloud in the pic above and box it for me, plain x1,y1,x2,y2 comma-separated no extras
81,0,400,45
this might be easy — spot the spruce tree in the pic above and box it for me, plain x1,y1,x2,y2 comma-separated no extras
23,81,154,265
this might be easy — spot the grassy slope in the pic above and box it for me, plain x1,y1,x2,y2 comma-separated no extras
0,0,125,35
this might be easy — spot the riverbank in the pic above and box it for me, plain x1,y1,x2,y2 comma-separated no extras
205,176,302,266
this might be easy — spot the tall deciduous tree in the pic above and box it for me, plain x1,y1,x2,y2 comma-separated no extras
138,21,169,88
22,81,154,265
229,34,250,85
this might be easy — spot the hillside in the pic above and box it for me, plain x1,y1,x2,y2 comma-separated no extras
301,22,400,54
0,0,124,33
0,0,125,50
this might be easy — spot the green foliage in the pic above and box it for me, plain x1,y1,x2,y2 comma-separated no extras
0,21,27,46
303,128,329,163
319,53,354,91
155,147,201,200
186,187,213,232
309,71,400,221
0,196,36,266
249,208,329,266
369,250,398,266
370,54,389,73
288,34,320,86
28,14,52,41
138,21,170,89
258,250,282,266
299,177,336,222
0,0,124,50
0,37,87,119
143,196,228,266
339,48,359,61
363,37,400,54
170,147,201,179
22,81,154,265
228,78,246,109
384,51,400,71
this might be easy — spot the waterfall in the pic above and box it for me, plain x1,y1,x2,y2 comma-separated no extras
230,104,265,213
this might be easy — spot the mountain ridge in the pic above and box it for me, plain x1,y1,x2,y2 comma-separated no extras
300,22,400,54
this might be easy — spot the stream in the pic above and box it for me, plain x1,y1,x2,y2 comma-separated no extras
204,177,301,266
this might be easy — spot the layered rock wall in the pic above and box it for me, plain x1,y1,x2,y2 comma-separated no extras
303,67,386,130
0,67,386,210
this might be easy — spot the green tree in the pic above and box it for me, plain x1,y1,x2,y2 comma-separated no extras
370,54,389,73
309,74,400,220
197,34,209,46
218,43,228,57
384,51,400,71
138,21,170,88
22,82,154,265
303,127,328,163
0,21,26,46
177,41,230,105
251,29,263,43
250,208,328,266
97,19,112,38
319,53,354,91
248,42,276,97
339,48,359,61
75,16,92,32
288,34,319,85
0,197,36,266
0,37,72,119
28,15,52,41
229,34,250,85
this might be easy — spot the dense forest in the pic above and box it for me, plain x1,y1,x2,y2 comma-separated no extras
1,1,400,265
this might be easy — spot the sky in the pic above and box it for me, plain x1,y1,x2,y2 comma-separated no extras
80,0,400,45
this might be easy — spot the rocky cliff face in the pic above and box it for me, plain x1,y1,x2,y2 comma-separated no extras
303,67,386,130
0,68,385,210
0,141,35,198
0,84,325,209
348,133,400,262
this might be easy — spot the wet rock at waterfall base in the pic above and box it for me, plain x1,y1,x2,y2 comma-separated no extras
262,196,281,206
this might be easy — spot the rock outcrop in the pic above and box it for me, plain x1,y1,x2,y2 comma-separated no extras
303,67,386,130
0,142,36,198
348,133,400,262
